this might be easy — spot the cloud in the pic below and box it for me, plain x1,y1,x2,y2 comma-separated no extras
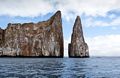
83,16,120,27
0,0,53,17
0,0,119,28
0,0,120,18
54,0,120,20
86,35,120,56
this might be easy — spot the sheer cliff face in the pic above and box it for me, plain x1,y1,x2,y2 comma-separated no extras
0,11,64,57
0,28,4,55
0,28,4,46
69,16,89,57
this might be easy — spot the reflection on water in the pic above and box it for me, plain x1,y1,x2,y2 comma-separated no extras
0,57,120,78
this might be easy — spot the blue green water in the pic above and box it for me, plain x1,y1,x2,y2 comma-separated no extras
0,57,120,78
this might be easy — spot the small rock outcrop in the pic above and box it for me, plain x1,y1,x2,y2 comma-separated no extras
68,16,89,58
0,11,64,57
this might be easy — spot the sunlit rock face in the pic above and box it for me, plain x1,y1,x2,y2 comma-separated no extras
0,11,64,57
68,16,89,58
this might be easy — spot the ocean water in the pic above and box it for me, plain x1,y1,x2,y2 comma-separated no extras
0,57,120,78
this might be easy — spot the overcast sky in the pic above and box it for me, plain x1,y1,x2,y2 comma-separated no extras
0,0,120,56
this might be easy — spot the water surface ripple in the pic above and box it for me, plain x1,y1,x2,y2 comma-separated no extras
0,57,120,78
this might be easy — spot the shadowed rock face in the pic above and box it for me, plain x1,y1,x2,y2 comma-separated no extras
0,11,64,57
68,16,89,58
0,28,4,46
0,28,4,55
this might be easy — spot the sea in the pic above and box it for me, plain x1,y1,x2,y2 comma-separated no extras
0,57,120,78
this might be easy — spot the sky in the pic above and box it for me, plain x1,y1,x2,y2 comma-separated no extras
0,0,120,56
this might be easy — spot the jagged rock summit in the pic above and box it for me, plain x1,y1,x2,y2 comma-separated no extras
68,16,89,58
0,11,64,57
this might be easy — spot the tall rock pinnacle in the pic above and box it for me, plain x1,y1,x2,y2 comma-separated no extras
68,16,89,58
0,11,64,57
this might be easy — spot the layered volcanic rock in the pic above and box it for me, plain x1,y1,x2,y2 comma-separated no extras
0,11,64,57
68,16,89,58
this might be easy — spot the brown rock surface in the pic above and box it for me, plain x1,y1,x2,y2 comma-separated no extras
0,28,4,55
68,16,89,58
0,11,64,57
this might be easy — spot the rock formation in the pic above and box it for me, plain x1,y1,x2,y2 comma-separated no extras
0,28,4,55
0,11,64,57
68,16,89,58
